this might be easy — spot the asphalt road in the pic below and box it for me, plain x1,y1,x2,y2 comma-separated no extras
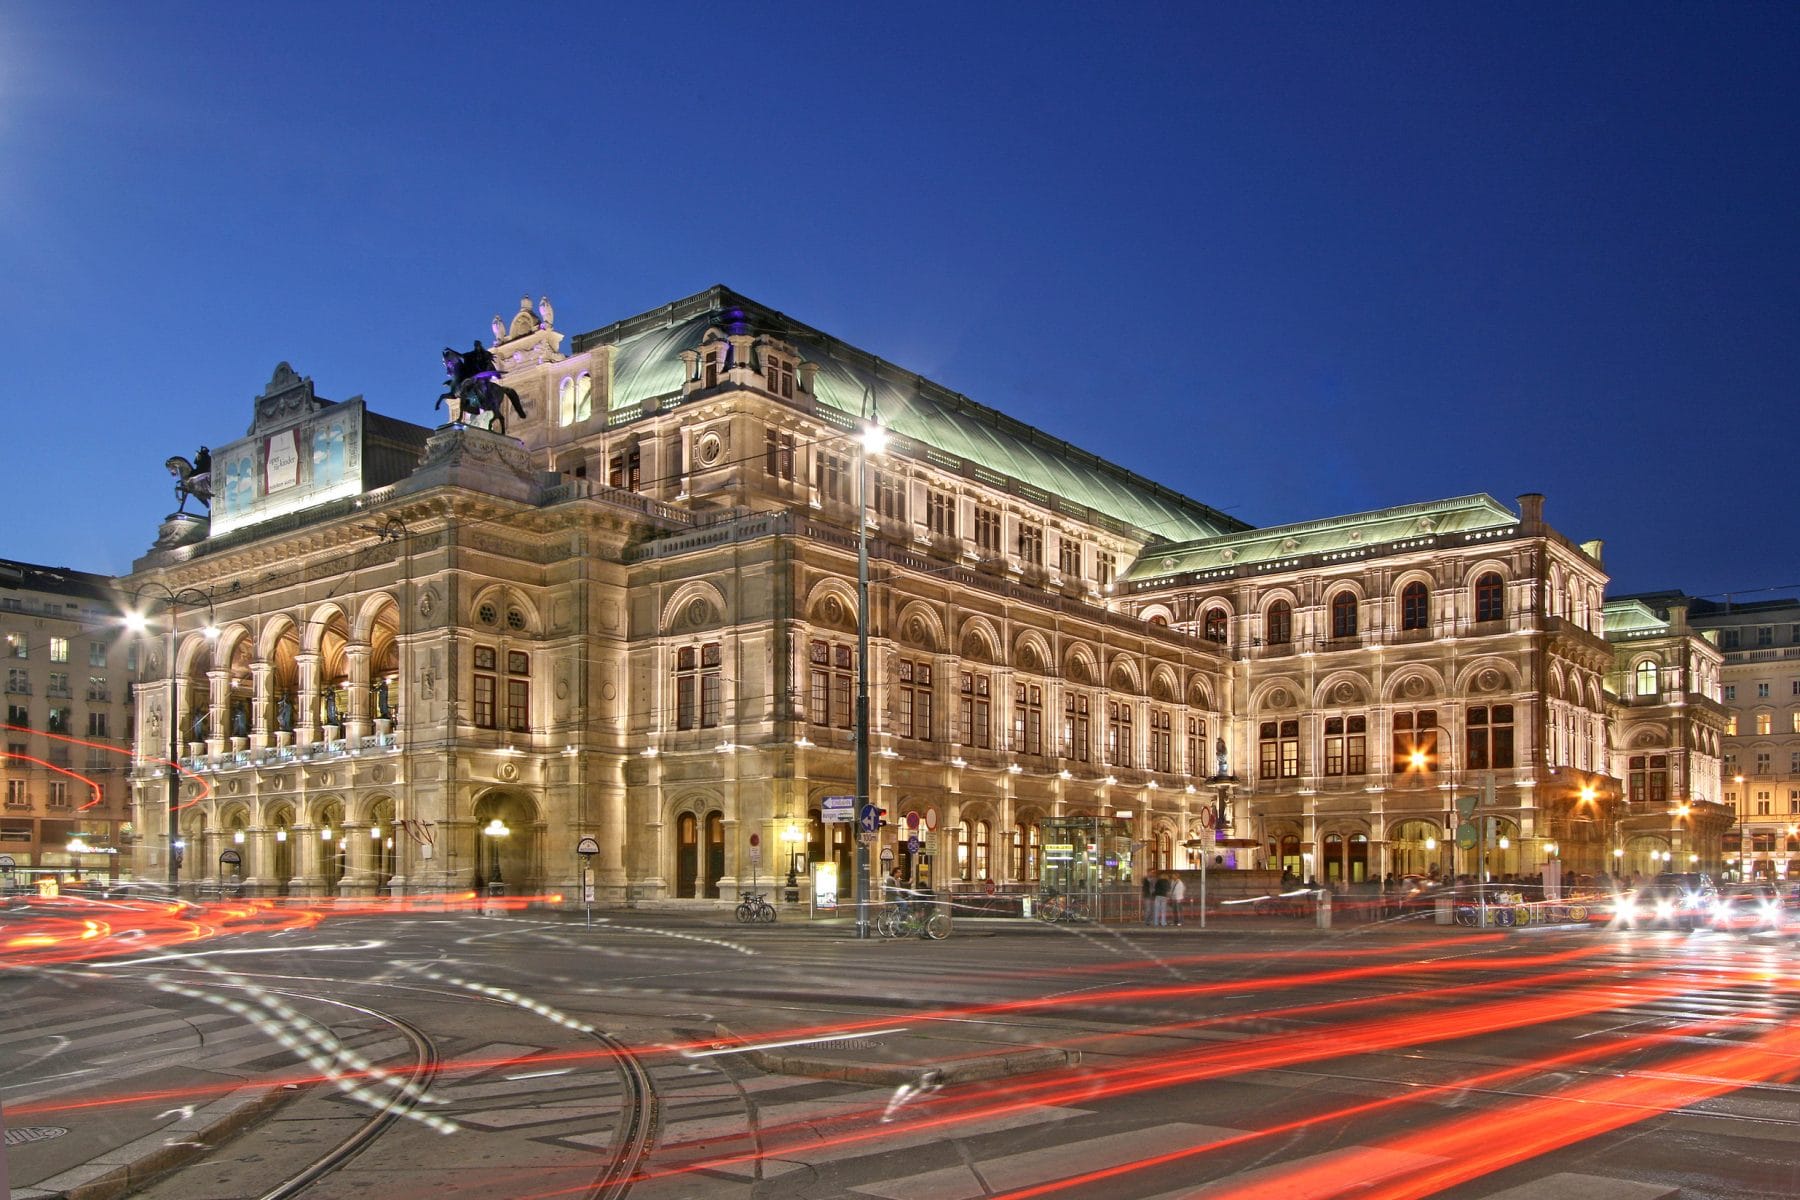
4,898,1800,1199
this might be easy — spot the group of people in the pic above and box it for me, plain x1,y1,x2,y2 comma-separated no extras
1140,868,1186,926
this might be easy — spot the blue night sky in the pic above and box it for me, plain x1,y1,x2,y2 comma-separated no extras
2,1,1795,602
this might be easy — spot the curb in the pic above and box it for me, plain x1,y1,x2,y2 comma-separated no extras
13,1083,291,1200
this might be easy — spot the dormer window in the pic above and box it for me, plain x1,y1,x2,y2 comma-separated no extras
703,347,721,389
765,353,796,399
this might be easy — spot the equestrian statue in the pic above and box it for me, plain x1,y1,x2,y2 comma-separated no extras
165,445,213,514
437,341,526,436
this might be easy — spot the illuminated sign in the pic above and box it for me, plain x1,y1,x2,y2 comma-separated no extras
813,861,839,909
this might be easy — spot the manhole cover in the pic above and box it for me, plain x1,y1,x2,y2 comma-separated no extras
6,1125,68,1145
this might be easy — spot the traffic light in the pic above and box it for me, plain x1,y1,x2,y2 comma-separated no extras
876,808,889,828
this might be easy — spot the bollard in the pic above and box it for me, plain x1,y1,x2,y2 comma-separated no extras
1315,888,1332,929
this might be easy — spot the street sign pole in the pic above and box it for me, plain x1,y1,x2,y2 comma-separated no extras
576,836,599,930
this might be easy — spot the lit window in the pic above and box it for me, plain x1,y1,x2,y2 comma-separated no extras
1475,573,1504,622
1635,661,1659,697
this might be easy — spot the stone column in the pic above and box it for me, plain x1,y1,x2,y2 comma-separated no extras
250,662,274,748
344,643,372,740
206,668,230,756
295,652,321,745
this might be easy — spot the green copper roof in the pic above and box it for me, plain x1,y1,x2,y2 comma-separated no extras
578,287,1250,543
1602,598,1671,637
1121,493,1521,581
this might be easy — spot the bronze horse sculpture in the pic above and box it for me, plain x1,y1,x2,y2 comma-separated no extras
437,343,526,436
165,447,213,515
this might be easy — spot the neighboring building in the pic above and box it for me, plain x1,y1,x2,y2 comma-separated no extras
1616,592,1800,882
122,286,1725,900
1,558,138,881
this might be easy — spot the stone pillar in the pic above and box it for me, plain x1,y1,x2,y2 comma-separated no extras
243,825,272,894
206,668,230,756
295,653,320,745
344,643,372,740
250,662,274,748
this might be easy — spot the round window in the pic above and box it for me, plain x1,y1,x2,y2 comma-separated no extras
507,608,526,630
477,603,498,626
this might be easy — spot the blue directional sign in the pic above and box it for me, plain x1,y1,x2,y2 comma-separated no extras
859,803,879,834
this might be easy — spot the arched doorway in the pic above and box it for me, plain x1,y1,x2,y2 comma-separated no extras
704,811,725,898
472,792,534,890
316,799,346,893
266,804,295,895
675,813,699,898
1388,818,1445,878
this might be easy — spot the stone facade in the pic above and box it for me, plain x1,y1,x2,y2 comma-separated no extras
122,287,1729,901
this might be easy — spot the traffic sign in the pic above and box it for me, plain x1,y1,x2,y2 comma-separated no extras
908,835,920,853
576,836,600,856
859,803,880,834
1456,794,1479,817
823,795,856,823
1457,821,1479,850
923,809,939,831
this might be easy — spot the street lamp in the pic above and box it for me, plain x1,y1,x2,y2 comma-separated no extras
125,583,222,892
853,416,887,940
482,817,510,884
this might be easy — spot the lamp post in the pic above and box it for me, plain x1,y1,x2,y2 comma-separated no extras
482,817,510,884
853,417,887,940
125,584,220,893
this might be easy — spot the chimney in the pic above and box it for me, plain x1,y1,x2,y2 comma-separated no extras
1517,493,1545,529
1669,601,1689,631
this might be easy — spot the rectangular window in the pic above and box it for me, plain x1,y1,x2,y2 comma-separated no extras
926,490,957,538
1106,701,1134,767
814,452,849,504
765,354,795,398
7,635,23,659
1018,524,1043,566
1013,683,1043,755
1064,693,1090,762
1722,629,1741,649
1393,710,1439,774
1726,715,1738,736
1186,715,1207,775
46,673,69,698
1095,551,1116,587
1790,751,1800,774
1323,715,1369,776
4,669,25,694
764,428,795,481
1756,751,1772,773
608,445,641,491
506,679,529,732
898,660,932,740
807,641,852,729
46,706,70,734
87,675,107,701
6,703,27,728
960,672,991,748
49,637,68,663
1758,626,1774,646
87,711,109,737
974,507,1002,554
1724,685,1736,700
1466,705,1515,771
874,471,906,522
1149,709,1171,772
1758,683,1771,698
1757,713,1773,735
1259,720,1299,779
89,641,107,667
1627,754,1669,805
4,779,23,807
473,645,497,728
1059,538,1082,578
47,780,69,808
1756,792,1772,816
701,643,722,728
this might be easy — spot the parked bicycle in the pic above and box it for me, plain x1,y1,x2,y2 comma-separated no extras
735,891,777,923
877,902,950,939
1035,891,1089,923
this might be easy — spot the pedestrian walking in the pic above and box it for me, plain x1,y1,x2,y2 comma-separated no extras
1170,872,1186,925
1152,872,1172,926
1142,870,1156,924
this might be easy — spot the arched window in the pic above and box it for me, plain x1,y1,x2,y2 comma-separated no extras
1331,592,1358,639
1203,608,1228,644
1266,600,1292,645
1401,582,1430,631
557,377,575,426
573,372,592,422
1475,573,1504,622
1635,660,1659,697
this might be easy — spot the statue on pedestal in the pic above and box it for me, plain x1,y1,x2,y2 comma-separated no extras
165,446,214,514
437,342,527,436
